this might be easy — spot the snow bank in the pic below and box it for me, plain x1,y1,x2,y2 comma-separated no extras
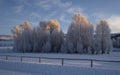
0,60,120,75
0,47,13,53
0,69,31,75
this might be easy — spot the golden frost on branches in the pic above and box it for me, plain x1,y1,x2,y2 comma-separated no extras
48,19,60,32
72,13,89,26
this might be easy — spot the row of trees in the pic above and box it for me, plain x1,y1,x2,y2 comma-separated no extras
12,13,112,54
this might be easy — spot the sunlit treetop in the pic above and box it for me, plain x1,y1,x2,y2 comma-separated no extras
48,19,60,33
48,20,60,28
98,20,109,27
72,13,89,26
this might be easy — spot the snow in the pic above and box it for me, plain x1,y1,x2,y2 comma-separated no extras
0,69,31,75
0,40,13,46
0,52,120,70
0,52,120,61
0,51,120,75
0,60,120,75
0,47,13,53
112,48,120,52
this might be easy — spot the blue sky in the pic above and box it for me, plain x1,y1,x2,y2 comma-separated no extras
0,0,120,35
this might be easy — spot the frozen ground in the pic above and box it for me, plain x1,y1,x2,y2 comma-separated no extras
0,60,120,75
0,69,31,75
0,47,13,53
0,47,120,75
0,52,120,69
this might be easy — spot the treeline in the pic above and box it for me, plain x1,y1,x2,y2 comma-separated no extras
12,13,112,54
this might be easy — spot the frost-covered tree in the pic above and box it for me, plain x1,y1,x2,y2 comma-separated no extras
66,13,94,53
42,40,51,52
88,23,94,54
47,20,60,33
32,27,40,52
33,21,49,52
61,41,68,53
95,20,112,54
12,21,33,52
12,26,21,52
47,20,64,53
32,20,63,53
21,21,33,52
76,42,83,53
12,13,112,54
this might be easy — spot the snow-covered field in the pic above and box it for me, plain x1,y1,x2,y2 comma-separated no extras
0,47,13,53
0,52,120,75
0,59,120,75
0,52,120,69
0,47,120,75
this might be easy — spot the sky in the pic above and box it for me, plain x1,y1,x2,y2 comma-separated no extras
0,0,120,35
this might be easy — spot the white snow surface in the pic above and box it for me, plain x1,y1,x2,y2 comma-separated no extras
0,60,120,75
0,52,120,75
0,47,13,53
0,52,120,61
